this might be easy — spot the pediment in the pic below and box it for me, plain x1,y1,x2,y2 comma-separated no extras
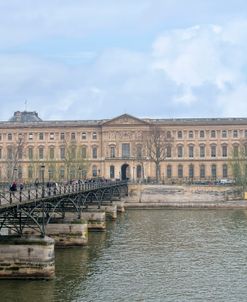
102,114,149,126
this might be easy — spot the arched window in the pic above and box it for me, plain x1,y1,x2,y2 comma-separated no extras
178,165,183,178
110,165,115,179
28,166,33,179
59,167,65,180
166,145,172,158
92,165,97,177
200,165,205,178
222,145,227,157
189,164,194,178
223,164,228,178
136,165,142,178
189,145,194,158
211,145,217,157
211,164,217,179
200,145,205,158
177,145,183,158
167,165,172,178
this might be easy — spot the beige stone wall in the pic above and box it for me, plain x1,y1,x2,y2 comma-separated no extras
0,113,247,182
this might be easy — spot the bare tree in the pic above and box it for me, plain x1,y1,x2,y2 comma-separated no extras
229,141,247,193
4,135,25,182
145,125,173,182
62,140,89,181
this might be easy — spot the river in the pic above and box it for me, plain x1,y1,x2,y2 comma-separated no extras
1,209,247,302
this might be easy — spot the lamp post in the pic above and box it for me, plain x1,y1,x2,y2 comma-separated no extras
41,164,45,198
13,167,17,181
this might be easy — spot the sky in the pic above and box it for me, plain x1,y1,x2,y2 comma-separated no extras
1,0,247,121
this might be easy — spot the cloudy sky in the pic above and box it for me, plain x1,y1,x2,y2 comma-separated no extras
1,0,247,121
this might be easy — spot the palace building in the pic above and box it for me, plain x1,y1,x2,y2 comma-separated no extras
1,110,247,183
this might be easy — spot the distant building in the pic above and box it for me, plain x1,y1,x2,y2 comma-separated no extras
0,111,246,183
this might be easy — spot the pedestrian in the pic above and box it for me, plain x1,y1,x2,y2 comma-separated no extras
35,178,39,188
20,183,24,191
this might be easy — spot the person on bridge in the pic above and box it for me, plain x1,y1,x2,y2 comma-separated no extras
10,182,17,192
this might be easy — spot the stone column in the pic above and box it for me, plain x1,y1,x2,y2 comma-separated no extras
46,219,88,247
0,235,55,279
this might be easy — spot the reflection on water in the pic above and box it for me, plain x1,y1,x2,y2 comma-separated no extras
1,210,247,302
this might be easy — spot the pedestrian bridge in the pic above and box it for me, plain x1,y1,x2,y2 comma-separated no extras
0,180,128,237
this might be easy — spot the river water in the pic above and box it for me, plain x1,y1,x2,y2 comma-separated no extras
1,209,247,302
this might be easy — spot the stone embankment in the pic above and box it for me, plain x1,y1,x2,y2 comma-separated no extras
124,184,247,209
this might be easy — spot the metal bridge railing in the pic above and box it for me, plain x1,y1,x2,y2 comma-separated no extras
0,180,128,206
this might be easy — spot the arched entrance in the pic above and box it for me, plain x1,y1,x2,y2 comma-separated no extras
121,164,130,180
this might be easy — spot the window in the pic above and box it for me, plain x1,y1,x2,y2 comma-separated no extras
233,130,238,138
211,164,217,178
39,132,44,140
81,146,87,158
49,147,55,159
245,144,247,156
48,167,54,180
71,146,76,159
223,164,228,178
200,130,205,138
222,130,227,138
110,165,115,179
17,146,23,159
245,130,247,138
60,132,65,140
0,134,2,140
71,132,76,140
178,165,183,178
60,167,65,180
82,132,87,140
7,146,13,160
28,147,33,160
200,165,205,178
222,145,228,157
211,145,217,157
60,147,65,159
0,148,2,159
200,145,205,158
39,147,44,160
233,145,239,156
178,145,183,158
92,147,97,159
50,132,54,140
166,145,171,158
178,131,183,139
122,143,130,158
92,165,97,177
28,166,33,179
92,132,97,140
189,164,194,178
167,165,172,178
167,131,171,139
189,131,193,138
7,133,12,141
211,130,216,138
136,165,142,178
110,146,116,158
29,133,33,140
189,145,194,158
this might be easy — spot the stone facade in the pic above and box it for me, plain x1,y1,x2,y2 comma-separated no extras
1,111,247,183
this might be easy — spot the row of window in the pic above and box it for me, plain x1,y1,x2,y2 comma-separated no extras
174,129,247,139
4,131,99,141
3,128,247,142
2,142,245,161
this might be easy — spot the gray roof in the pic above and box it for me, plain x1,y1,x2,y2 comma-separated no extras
9,111,43,122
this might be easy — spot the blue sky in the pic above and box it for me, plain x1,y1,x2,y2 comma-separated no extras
1,0,247,121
